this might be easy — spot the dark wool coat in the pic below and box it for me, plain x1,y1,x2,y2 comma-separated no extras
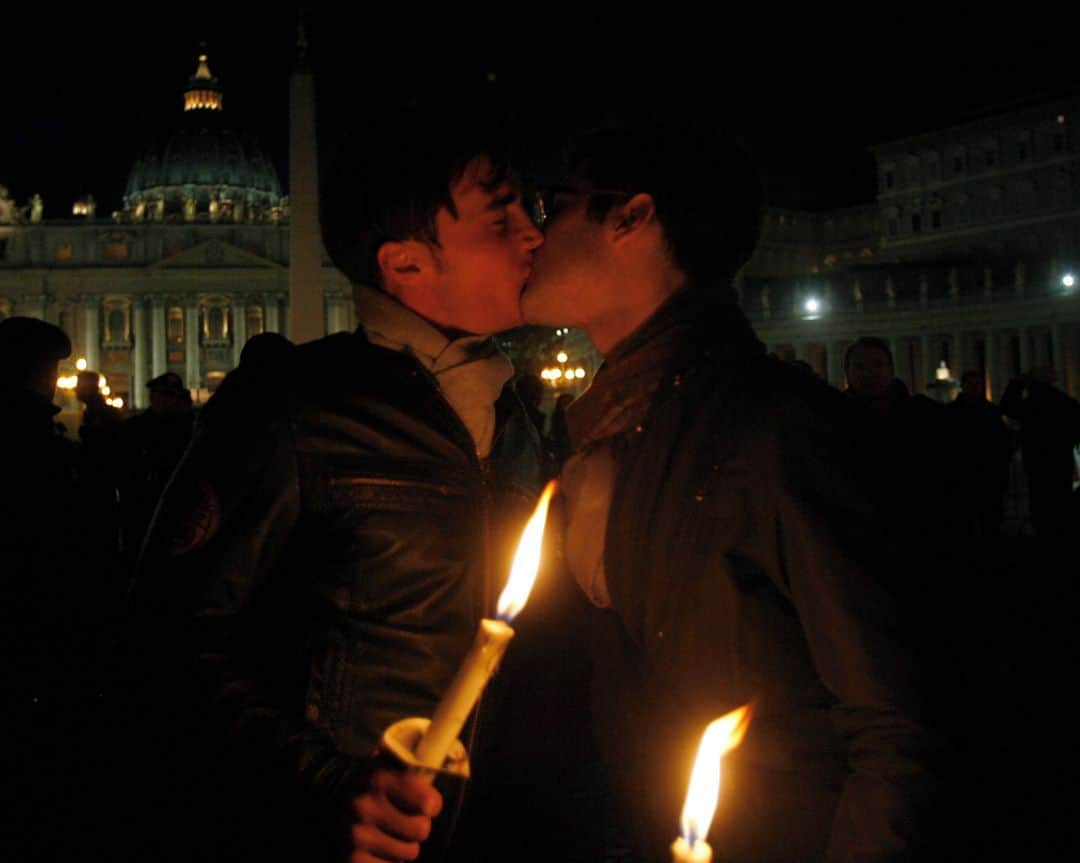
586,300,940,863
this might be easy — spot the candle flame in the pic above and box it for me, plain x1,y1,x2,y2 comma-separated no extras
495,479,558,623
680,702,755,848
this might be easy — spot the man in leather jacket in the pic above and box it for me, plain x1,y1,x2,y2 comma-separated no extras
132,106,544,863
521,126,941,863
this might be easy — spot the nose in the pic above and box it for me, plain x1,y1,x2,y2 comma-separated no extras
513,202,544,250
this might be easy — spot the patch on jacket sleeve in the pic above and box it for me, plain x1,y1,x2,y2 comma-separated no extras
166,478,222,556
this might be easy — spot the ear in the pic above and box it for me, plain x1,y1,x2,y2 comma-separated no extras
611,193,656,245
377,241,427,293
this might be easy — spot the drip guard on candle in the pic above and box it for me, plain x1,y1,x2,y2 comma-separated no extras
379,717,471,779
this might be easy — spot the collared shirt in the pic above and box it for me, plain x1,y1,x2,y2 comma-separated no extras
355,285,513,459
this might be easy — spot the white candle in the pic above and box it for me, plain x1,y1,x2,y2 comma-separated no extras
671,835,713,863
412,618,514,768
412,480,558,771
671,703,755,863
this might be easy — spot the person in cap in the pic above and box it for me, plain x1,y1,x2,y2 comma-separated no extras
1,318,119,862
114,372,194,569
75,368,122,459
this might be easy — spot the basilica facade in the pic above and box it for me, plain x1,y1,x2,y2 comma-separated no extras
0,54,354,410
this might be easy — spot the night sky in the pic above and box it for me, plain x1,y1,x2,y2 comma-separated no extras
4,8,1075,218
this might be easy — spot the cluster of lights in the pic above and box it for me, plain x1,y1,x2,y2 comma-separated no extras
56,358,124,408
1062,273,1075,290
542,366,587,382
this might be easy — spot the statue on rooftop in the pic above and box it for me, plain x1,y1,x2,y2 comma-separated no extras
0,186,15,224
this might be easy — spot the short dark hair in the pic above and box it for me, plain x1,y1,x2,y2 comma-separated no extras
844,336,894,371
566,124,763,301
320,104,511,289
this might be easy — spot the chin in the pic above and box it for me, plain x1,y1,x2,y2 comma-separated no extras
519,285,553,326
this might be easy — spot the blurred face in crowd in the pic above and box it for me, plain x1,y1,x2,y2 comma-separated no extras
845,345,894,400
380,155,543,334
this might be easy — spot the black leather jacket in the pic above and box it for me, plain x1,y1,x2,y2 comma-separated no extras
133,331,542,819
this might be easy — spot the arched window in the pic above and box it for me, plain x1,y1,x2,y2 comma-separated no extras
205,305,228,342
103,300,131,346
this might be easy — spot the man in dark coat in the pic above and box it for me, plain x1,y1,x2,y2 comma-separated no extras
131,105,544,863
114,372,194,568
946,369,1014,539
1,317,121,861
521,126,939,863
1000,365,1080,542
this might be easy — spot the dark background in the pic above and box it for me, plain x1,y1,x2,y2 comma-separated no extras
4,6,1077,215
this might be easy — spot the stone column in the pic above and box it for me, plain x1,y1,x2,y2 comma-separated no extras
132,298,149,409
1018,326,1031,376
83,296,100,371
984,328,998,401
265,295,281,333
151,297,167,378
920,333,931,393
185,300,200,390
232,297,248,368
327,295,351,334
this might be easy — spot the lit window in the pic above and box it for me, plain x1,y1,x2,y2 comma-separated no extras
168,307,184,342
56,243,73,261
205,305,228,342
246,305,265,336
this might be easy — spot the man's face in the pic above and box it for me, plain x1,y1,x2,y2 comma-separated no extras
399,155,542,334
846,345,894,399
520,181,615,330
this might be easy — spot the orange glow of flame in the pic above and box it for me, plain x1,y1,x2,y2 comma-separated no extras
495,479,558,623
679,702,755,849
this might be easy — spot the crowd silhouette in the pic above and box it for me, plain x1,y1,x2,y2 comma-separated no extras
2,314,1079,861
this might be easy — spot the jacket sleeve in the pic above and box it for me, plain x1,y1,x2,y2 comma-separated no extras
132,376,370,810
771,398,943,863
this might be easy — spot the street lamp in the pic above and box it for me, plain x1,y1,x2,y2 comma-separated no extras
1062,273,1075,290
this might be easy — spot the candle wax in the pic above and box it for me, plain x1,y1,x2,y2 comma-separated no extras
413,618,514,769
671,836,712,863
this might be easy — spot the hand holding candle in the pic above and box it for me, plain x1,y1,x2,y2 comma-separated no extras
412,480,558,770
671,702,755,863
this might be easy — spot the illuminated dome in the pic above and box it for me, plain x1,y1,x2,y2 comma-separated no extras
123,52,285,224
